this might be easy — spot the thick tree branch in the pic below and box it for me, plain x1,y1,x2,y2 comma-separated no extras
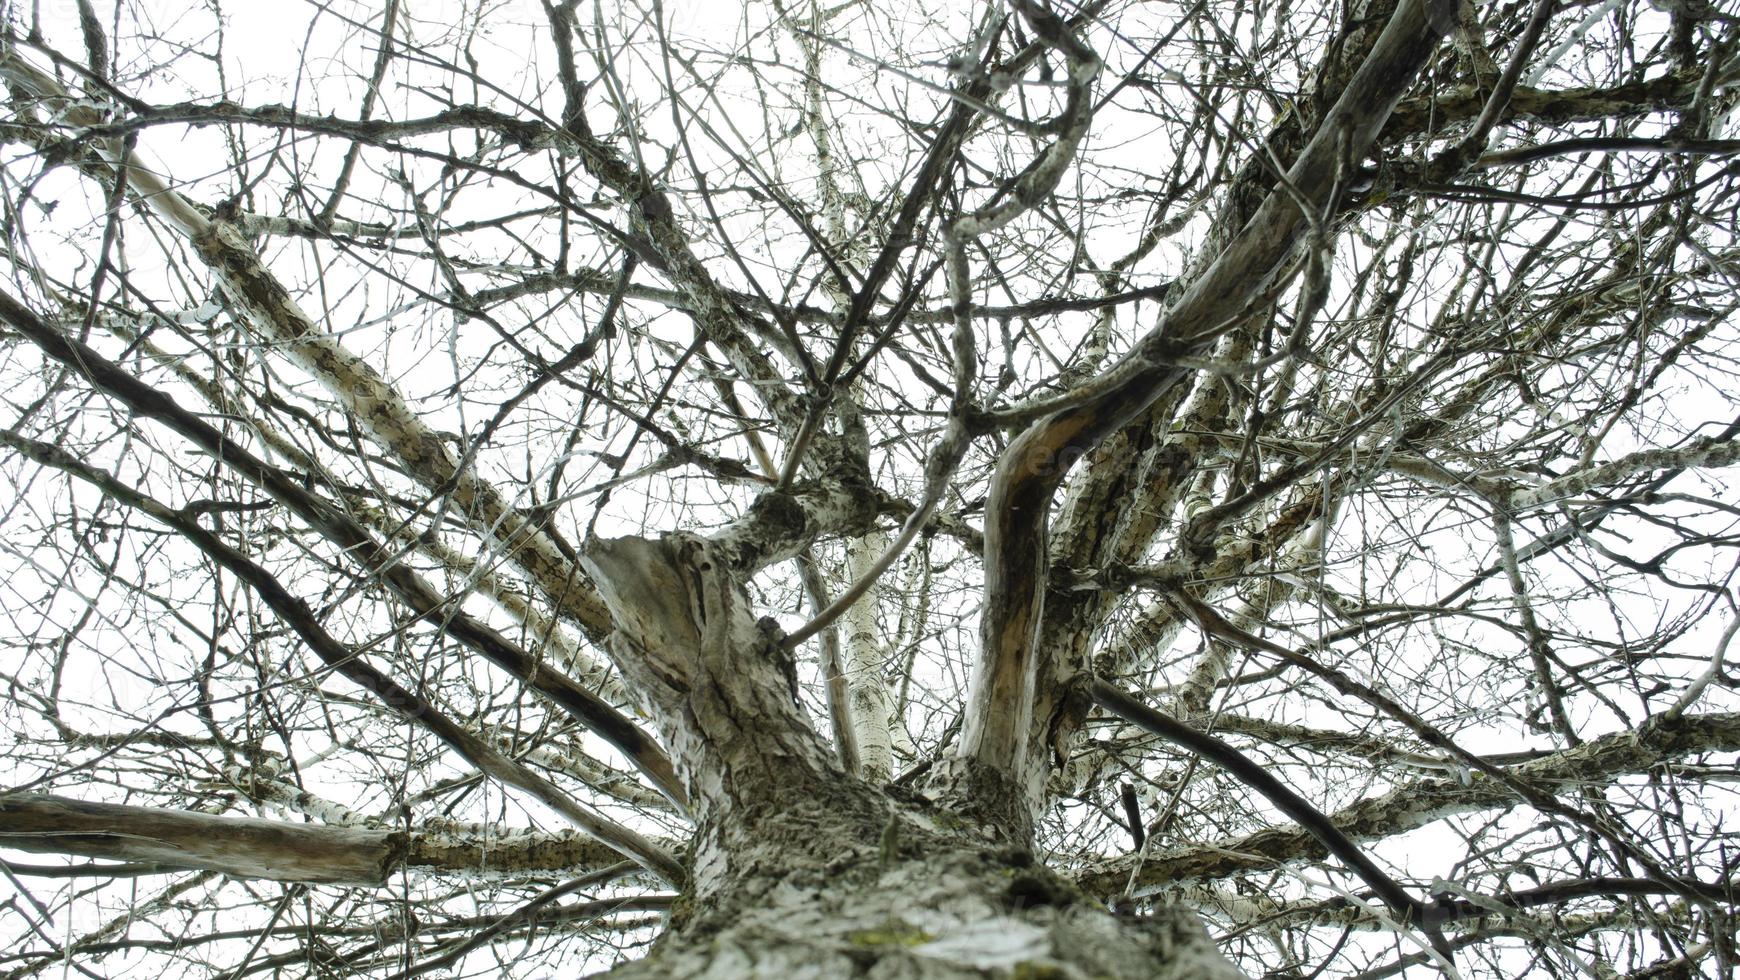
1087,681,1437,931
1076,710,1740,895
0,794,644,884
0,425,685,884
0,291,685,810
0,44,634,692
0,794,400,885
957,0,1453,805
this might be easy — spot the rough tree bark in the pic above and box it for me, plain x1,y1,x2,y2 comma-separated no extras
3,0,1734,974
0,0,1449,974
563,3,1456,970
581,534,1242,978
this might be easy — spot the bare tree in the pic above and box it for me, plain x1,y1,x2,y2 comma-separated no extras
0,0,1737,975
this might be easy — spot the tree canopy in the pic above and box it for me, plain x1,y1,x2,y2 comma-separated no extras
0,0,1737,976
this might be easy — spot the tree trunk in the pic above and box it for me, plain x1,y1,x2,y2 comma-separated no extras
602,782,1240,979
580,533,1245,978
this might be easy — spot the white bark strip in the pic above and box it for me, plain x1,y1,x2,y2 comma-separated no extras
843,530,897,781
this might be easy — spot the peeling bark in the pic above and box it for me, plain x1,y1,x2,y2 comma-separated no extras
844,530,898,782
